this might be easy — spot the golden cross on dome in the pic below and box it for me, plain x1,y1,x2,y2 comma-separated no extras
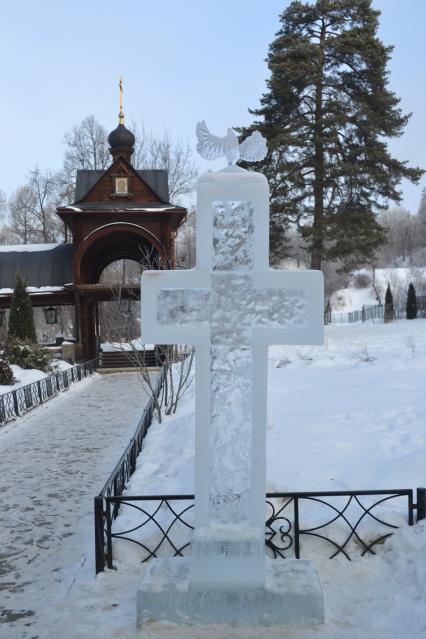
119,77,124,125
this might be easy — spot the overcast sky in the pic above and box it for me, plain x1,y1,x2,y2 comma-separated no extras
0,0,424,211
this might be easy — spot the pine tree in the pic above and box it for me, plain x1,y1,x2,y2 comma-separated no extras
384,284,394,323
8,274,37,342
241,0,423,268
406,282,417,320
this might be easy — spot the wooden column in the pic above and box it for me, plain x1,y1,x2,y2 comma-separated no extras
77,297,96,360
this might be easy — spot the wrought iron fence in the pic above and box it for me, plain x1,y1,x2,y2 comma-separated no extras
0,359,97,425
95,487,426,573
393,299,426,320
93,361,426,573
95,365,167,572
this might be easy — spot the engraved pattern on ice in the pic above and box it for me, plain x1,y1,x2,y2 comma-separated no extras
158,279,307,345
158,202,308,347
209,345,252,522
212,201,254,271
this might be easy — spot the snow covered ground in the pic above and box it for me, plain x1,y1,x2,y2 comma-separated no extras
1,321,426,638
108,320,425,638
119,319,426,498
0,372,155,639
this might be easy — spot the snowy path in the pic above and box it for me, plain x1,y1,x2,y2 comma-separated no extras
0,372,155,639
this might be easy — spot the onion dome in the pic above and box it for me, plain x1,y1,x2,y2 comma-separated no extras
108,123,135,150
108,78,135,163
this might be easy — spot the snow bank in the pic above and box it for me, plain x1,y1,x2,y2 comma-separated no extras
331,266,426,311
117,320,426,496
0,360,74,395
30,320,425,639
1,364,46,394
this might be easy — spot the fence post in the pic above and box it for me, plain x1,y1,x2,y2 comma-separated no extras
94,496,106,574
362,305,365,323
37,380,43,404
416,487,426,522
106,499,114,569
12,390,19,417
294,497,300,559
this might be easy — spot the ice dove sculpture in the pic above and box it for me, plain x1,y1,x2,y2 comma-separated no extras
196,120,267,166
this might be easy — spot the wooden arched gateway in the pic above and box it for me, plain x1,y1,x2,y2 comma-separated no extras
0,113,187,361
56,132,187,359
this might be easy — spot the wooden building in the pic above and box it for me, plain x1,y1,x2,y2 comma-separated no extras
0,101,187,360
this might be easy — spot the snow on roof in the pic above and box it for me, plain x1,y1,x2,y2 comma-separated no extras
62,206,174,212
0,243,60,253
0,286,65,295
126,207,174,212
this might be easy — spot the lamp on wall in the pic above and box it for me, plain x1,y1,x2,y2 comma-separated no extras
43,306,58,325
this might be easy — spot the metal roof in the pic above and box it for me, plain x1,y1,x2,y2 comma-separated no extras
0,244,74,289
75,169,170,203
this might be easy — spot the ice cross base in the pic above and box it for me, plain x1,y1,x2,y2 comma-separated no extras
137,166,325,627
137,558,324,628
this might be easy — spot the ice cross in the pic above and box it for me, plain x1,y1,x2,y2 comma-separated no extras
141,166,324,588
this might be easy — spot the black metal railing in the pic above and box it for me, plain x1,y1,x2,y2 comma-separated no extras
95,365,167,573
94,487,426,573
0,359,97,425
326,299,426,324
328,303,384,324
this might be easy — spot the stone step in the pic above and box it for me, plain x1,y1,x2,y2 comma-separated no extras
99,350,159,368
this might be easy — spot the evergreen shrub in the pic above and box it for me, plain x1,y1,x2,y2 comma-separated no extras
406,282,417,320
384,284,395,323
5,340,51,373
8,274,36,342
0,358,15,385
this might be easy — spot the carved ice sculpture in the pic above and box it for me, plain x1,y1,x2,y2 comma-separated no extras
196,120,267,165
137,130,325,628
